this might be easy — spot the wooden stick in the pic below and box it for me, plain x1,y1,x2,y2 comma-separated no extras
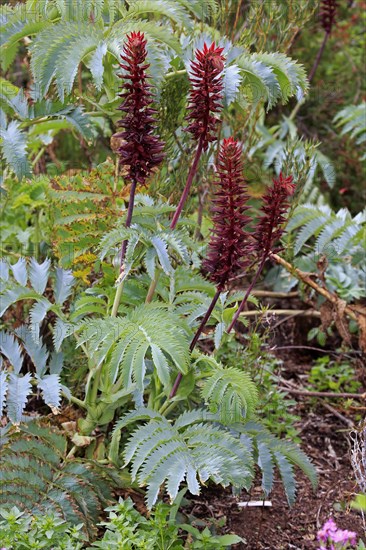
278,387,366,400
239,309,320,317
271,253,359,322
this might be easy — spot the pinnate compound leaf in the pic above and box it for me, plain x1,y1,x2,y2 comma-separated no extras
54,268,74,305
7,372,32,424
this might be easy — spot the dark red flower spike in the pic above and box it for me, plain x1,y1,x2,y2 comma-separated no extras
112,32,165,308
170,42,225,230
170,138,251,398
186,42,225,150
320,0,338,35
252,173,296,257
227,173,296,333
203,137,252,291
116,31,165,186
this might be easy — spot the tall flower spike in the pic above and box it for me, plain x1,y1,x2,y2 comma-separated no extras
111,33,165,316
116,32,165,185
252,173,296,257
186,42,225,150
227,173,295,334
203,138,252,291
170,42,225,230
320,0,338,35
170,138,251,399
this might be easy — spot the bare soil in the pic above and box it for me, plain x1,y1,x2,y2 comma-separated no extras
188,346,365,549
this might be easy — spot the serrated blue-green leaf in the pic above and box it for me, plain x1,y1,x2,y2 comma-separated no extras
274,451,296,505
144,247,156,280
0,11,46,51
0,260,9,281
0,330,23,374
123,0,192,28
1,88,29,119
151,343,170,387
121,231,141,282
255,52,308,102
30,300,51,327
131,341,149,390
0,288,41,317
56,105,94,141
54,268,74,305
222,64,242,107
37,374,61,410
214,322,225,350
316,218,347,253
10,258,27,286
87,41,107,91
30,22,103,100
0,371,8,416
48,352,64,375
0,121,31,180
16,325,48,376
237,55,280,109
53,318,71,352
294,216,329,254
7,372,32,423
29,258,51,294
107,20,181,58
315,151,335,187
257,441,274,495
151,236,173,275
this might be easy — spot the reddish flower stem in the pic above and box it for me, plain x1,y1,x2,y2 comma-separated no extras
226,254,267,334
170,137,204,230
308,32,329,83
169,288,221,398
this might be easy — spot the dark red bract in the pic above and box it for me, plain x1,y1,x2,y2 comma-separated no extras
253,173,296,257
185,42,225,150
203,138,252,290
116,32,165,185
320,0,338,34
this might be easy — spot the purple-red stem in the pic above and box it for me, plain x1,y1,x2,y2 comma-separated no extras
227,254,268,333
169,288,221,398
170,138,204,230
308,32,329,83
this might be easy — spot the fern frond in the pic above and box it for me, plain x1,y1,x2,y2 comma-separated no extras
0,121,31,179
122,0,193,29
237,52,308,110
0,330,23,374
287,204,365,256
54,267,75,305
334,103,366,160
30,22,103,100
29,258,51,295
78,304,190,389
0,421,114,539
0,323,70,423
238,421,317,506
110,408,254,508
201,366,258,424
108,20,181,56
10,257,28,286
6,372,32,424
